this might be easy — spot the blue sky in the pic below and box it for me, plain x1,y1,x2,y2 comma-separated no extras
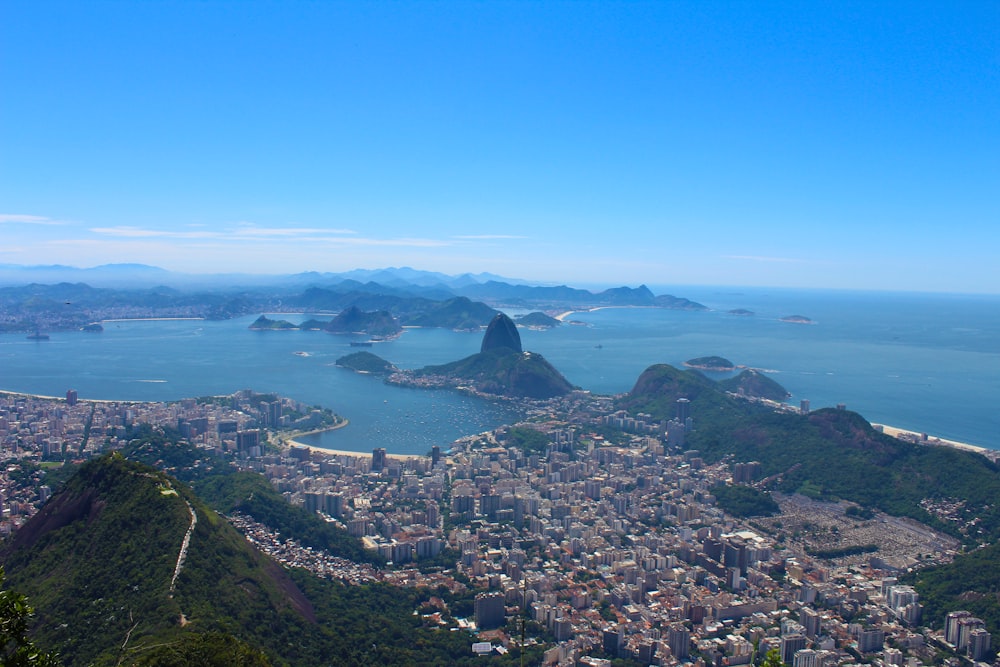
2,1,997,292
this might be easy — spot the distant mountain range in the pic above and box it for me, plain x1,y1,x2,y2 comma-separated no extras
0,263,527,290
0,264,706,334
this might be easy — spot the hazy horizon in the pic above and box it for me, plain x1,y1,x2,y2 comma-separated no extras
2,2,997,293
5,260,1000,298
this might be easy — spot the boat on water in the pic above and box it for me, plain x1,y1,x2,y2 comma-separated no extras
26,333,50,340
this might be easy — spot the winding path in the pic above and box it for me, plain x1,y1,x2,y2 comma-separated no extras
168,495,197,597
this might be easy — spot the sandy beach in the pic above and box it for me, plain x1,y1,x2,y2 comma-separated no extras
554,305,662,321
0,389,149,405
874,423,993,456
282,422,428,460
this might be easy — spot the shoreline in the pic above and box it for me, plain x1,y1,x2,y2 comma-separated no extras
100,317,206,323
873,423,994,457
0,389,152,405
282,421,427,460
553,305,659,321
1,386,994,459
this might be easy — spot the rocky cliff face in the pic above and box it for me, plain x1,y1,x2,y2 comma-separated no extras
480,313,522,353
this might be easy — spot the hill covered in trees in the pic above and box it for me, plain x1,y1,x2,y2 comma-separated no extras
1,451,539,666
620,363,1000,546
406,348,574,399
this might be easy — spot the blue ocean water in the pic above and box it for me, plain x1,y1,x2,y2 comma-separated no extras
1,287,997,452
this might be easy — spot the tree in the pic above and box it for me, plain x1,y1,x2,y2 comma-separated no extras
0,568,61,666
761,648,784,667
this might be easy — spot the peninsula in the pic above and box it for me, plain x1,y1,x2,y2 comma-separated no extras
388,313,574,399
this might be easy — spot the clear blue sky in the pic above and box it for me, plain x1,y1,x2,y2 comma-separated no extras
2,1,997,292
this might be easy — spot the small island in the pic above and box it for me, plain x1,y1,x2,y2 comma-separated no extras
249,307,402,338
728,308,755,316
248,315,297,330
325,306,401,338
516,311,561,329
780,315,814,324
684,356,737,371
335,351,397,376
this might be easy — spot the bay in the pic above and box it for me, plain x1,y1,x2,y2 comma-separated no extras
1,287,997,452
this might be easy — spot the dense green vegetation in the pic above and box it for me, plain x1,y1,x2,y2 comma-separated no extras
4,454,547,666
335,351,397,375
192,471,379,565
248,315,296,330
325,306,401,337
711,484,779,517
3,454,205,665
845,505,876,520
620,364,1000,546
685,356,735,370
718,369,791,401
249,308,401,337
807,544,877,559
414,348,573,399
400,296,498,329
131,632,271,666
515,311,561,328
502,426,552,454
911,541,1000,634
0,568,61,666
113,429,377,565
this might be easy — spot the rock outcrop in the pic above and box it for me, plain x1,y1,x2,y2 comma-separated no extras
480,313,522,353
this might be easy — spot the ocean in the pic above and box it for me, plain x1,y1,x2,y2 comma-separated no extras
1,287,997,453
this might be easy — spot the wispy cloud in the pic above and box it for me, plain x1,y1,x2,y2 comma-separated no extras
0,214,67,225
84,225,450,249
232,223,358,237
724,255,810,264
452,234,529,240
90,226,221,239
319,236,452,248
92,223,360,240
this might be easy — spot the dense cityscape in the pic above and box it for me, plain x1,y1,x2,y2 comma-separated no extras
0,387,991,666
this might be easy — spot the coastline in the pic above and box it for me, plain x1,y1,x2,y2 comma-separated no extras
282,421,427,460
874,423,994,458
0,388,150,405
2,386,994,461
0,387,427,459
554,305,659,321
100,317,206,322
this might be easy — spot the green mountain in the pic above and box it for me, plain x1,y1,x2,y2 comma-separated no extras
718,369,791,401
248,315,296,330
1,453,315,666
336,351,397,375
414,348,574,399
398,296,498,329
911,540,1000,635
325,306,401,337
3,451,537,667
684,356,736,370
118,428,375,565
515,311,561,328
620,363,1000,545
